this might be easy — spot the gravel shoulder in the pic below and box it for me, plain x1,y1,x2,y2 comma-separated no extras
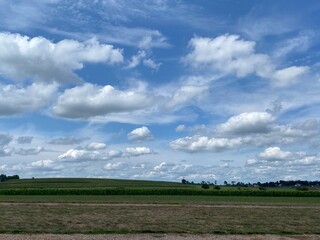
0,234,320,240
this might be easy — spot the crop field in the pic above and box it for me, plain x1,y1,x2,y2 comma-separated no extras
0,178,320,236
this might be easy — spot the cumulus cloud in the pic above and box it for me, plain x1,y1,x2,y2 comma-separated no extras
58,145,154,162
216,112,275,136
52,83,154,119
171,117,320,154
58,149,107,162
125,147,154,156
185,34,309,87
246,147,320,179
128,126,153,141
258,147,295,161
0,33,123,83
170,135,244,153
85,142,107,150
185,34,272,78
0,83,57,116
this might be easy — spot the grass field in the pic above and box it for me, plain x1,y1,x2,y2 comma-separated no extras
0,178,320,235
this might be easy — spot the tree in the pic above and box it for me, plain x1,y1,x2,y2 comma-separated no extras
201,181,210,189
181,178,188,184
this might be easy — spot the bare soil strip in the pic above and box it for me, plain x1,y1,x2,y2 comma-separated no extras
0,234,320,240
0,202,320,209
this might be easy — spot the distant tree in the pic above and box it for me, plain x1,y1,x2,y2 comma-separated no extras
0,174,19,182
181,178,188,184
201,181,210,189
0,174,6,182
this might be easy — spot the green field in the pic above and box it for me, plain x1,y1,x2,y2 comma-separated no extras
1,178,319,197
0,178,320,235
0,178,194,189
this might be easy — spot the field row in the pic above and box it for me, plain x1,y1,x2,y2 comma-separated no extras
1,188,320,197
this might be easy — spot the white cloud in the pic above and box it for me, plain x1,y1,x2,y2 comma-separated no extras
185,34,310,88
272,66,309,87
171,118,320,154
85,142,107,150
28,159,63,172
0,83,57,116
128,126,153,141
216,112,275,136
125,147,154,156
58,145,154,162
0,33,123,83
127,50,161,70
107,150,123,158
170,135,244,153
185,34,272,78
166,84,209,109
258,147,294,161
175,125,186,132
104,162,127,171
52,83,154,119
58,149,107,162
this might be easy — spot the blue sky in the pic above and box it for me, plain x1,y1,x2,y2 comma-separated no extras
0,0,320,183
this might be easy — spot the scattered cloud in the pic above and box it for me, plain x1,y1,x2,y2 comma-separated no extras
14,147,44,156
28,159,63,172
0,83,57,116
49,136,88,145
272,66,309,88
185,34,310,88
128,126,153,141
85,142,107,151
0,33,123,83
104,162,127,171
175,125,186,132
127,50,161,70
258,147,295,161
125,147,154,156
52,83,154,119
170,135,244,153
215,112,275,136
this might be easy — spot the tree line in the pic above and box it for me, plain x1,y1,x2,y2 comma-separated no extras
182,178,320,188
0,174,19,182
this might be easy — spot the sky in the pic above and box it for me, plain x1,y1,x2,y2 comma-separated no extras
0,0,320,183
